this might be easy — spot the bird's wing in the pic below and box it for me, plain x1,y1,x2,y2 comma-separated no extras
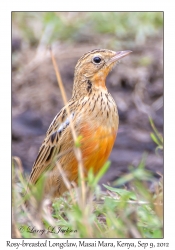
29,100,76,185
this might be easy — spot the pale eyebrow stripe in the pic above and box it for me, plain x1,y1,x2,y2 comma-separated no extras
75,49,107,70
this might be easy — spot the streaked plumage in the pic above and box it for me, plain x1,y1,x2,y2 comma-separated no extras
28,49,132,198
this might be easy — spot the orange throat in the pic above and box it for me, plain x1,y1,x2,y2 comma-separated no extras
91,68,110,89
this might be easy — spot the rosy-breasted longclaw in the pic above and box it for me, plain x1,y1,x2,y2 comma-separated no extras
28,49,132,199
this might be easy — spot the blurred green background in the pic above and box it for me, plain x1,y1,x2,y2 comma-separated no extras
12,12,163,49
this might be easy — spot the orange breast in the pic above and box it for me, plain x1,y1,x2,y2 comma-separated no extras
59,121,117,185
79,122,117,174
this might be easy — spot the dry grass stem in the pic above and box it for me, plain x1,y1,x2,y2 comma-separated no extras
56,162,76,204
50,48,86,207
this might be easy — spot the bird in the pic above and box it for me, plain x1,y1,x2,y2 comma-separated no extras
27,49,132,200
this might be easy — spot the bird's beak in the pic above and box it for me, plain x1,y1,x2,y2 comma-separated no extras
107,50,132,66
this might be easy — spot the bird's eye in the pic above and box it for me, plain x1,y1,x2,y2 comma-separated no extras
93,56,101,64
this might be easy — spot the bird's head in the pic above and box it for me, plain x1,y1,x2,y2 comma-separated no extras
73,49,132,97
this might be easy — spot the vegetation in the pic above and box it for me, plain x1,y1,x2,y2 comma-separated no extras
12,140,163,238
